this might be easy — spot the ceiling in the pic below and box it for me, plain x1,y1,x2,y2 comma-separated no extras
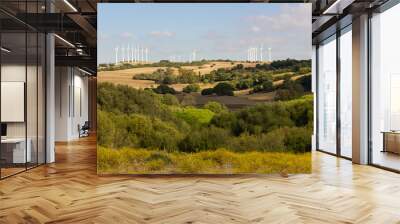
1,0,393,72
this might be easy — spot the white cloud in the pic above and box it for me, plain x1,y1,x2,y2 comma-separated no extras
246,4,311,32
149,31,175,37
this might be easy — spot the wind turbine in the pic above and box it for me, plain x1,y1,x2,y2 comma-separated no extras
141,47,144,63
131,45,134,63
260,45,263,62
255,47,258,62
115,46,119,64
127,44,130,62
192,50,197,62
145,48,149,63
121,45,125,62
134,46,138,63
268,47,272,62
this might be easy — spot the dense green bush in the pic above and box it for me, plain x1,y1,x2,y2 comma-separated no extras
97,83,313,154
161,94,180,106
274,78,304,101
174,107,214,126
182,84,200,93
201,88,214,95
203,101,228,114
153,84,176,94
98,111,183,150
213,82,235,96
296,75,311,92
178,126,230,152
236,79,253,90
211,95,313,135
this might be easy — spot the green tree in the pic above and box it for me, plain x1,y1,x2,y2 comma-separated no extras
182,84,200,93
204,101,228,114
213,82,235,96
201,88,214,95
153,84,176,94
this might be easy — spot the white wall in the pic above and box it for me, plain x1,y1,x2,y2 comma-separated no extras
54,67,89,141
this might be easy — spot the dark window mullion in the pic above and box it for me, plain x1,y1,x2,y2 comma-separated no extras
336,27,341,157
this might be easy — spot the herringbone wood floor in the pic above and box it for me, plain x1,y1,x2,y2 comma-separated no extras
1,136,400,224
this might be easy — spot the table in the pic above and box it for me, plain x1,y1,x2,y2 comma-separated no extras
382,131,400,154
1,138,31,164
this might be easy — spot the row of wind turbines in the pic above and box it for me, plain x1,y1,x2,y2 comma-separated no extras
114,45,149,64
114,44,271,64
247,45,272,62
169,50,197,63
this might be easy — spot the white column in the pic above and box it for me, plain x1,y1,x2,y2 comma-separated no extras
352,14,369,164
312,45,317,151
46,32,55,163
131,47,134,63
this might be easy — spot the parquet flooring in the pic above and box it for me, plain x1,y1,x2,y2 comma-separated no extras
1,136,400,223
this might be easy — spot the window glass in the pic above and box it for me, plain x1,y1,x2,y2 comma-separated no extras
318,35,337,154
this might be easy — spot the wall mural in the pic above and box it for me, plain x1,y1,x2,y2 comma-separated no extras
97,3,313,174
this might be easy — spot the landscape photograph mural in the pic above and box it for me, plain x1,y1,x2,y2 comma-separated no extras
97,3,313,174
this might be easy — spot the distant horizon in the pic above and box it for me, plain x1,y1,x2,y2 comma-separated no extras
98,3,311,64
98,58,311,67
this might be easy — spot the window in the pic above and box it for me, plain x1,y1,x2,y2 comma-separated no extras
339,26,352,158
317,35,337,154
370,3,400,171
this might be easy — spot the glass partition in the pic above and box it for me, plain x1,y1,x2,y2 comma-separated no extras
339,26,352,158
0,2,46,179
0,31,28,177
317,35,337,154
370,3,400,171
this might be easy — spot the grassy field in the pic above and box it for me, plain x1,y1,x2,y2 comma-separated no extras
97,61,258,90
98,147,311,174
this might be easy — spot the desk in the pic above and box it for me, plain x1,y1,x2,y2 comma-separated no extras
382,131,400,154
1,138,31,163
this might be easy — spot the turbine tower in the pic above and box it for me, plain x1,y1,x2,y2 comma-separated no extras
121,45,125,62
115,46,119,64
131,45,134,63
192,50,197,62
145,48,149,63
260,45,263,61
141,47,144,63
255,47,258,62
127,44,130,62
134,46,138,63
268,47,272,62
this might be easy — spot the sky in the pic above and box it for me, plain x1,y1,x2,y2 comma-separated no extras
97,3,311,64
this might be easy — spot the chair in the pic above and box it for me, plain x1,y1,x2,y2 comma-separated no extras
79,121,90,138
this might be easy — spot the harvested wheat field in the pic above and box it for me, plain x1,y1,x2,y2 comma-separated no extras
97,61,258,89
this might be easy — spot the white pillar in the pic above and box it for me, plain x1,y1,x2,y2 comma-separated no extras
352,14,369,164
312,45,317,151
46,33,55,163
131,47,134,63
115,47,118,64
